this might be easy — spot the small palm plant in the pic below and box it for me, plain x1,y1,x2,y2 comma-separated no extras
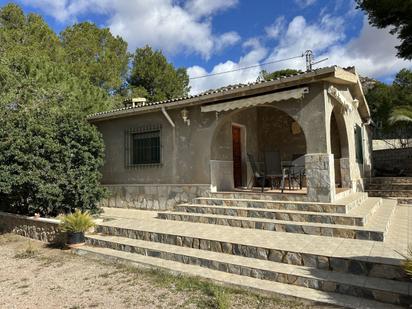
389,106,412,124
60,210,96,248
404,247,412,278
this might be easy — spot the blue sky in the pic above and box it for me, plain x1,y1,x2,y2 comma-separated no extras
2,0,411,93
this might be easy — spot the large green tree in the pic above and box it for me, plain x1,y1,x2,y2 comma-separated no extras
61,22,129,91
129,45,190,102
366,69,412,129
0,4,109,216
356,0,412,60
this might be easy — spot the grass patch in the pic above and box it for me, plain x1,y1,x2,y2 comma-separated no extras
14,241,39,259
0,233,23,245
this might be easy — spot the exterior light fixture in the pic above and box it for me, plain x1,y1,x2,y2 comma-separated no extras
181,108,190,126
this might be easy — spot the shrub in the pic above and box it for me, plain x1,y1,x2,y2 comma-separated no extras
60,209,95,233
404,247,412,277
0,108,107,216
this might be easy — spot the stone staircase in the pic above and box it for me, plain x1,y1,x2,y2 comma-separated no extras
75,192,411,308
366,177,412,204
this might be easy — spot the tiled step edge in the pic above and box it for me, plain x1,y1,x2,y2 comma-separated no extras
195,197,356,214
175,204,366,226
73,245,404,309
157,212,386,241
95,224,407,281
367,190,412,198
86,235,412,306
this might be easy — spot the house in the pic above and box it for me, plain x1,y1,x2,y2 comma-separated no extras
88,66,373,209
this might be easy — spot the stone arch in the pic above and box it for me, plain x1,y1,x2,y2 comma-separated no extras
209,104,307,191
330,106,351,188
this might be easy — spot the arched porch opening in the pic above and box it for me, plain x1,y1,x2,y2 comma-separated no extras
330,107,350,188
209,105,307,191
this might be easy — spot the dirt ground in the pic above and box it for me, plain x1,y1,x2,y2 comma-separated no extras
0,234,336,309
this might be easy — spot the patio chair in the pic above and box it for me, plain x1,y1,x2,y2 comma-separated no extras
247,153,265,192
264,151,288,193
290,155,306,189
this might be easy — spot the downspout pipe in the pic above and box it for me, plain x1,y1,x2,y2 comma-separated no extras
161,107,175,127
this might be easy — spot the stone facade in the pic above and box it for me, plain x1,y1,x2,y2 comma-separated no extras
305,154,336,202
89,67,373,205
0,211,65,244
100,184,210,210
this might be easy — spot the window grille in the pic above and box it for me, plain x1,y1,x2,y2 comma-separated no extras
125,125,162,168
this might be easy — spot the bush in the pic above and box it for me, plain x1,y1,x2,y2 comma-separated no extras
404,247,412,277
60,210,95,233
0,108,107,216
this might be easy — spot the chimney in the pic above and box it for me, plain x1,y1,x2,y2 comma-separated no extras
124,97,147,108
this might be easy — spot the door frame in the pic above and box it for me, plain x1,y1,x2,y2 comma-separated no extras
232,123,247,187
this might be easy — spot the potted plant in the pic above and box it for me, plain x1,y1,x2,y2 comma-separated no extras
404,246,412,278
60,209,96,248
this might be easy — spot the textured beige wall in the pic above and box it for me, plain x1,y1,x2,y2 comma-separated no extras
94,81,371,199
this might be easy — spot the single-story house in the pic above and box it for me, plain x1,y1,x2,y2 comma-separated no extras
88,66,373,209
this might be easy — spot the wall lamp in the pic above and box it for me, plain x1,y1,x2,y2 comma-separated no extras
181,108,191,126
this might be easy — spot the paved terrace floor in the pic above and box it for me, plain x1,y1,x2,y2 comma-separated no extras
99,203,411,265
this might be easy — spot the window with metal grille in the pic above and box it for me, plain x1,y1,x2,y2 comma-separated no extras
125,125,162,167
132,131,160,165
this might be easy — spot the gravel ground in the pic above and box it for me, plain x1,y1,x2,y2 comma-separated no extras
0,234,337,309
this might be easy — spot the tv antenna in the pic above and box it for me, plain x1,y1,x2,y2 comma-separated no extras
304,50,328,71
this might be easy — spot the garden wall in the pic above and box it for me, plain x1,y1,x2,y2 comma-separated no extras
0,211,65,244
373,147,412,176
100,184,210,210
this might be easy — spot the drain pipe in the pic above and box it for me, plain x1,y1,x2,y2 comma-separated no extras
161,107,175,127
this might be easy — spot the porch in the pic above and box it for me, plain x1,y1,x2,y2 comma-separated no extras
207,86,354,203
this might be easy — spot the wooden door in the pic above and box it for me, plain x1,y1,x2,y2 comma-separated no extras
232,126,242,188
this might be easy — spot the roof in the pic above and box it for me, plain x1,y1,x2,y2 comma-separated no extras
87,65,370,122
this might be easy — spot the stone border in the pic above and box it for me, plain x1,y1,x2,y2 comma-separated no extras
0,211,65,244
87,236,411,306
100,184,210,210
96,224,406,282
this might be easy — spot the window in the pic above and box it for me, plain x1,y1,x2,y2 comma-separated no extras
125,125,162,167
132,131,161,164
355,124,363,164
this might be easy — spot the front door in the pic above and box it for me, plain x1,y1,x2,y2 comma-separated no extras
232,126,242,188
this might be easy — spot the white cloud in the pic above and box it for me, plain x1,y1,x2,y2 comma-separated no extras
188,14,411,94
188,39,267,94
265,16,285,39
294,0,317,8
321,18,412,78
184,0,238,19
19,0,239,58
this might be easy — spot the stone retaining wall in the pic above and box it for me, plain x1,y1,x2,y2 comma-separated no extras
0,211,65,244
100,184,210,210
373,147,412,176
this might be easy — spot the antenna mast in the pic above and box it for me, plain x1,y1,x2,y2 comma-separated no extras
305,50,314,71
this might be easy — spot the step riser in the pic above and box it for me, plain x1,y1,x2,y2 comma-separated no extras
86,237,411,306
369,178,412,185
157,213,384,241
175,205,365,226
95,225,406,281
197,199,348,213
197,193,367,214
367,184,412,191
367,191,412,198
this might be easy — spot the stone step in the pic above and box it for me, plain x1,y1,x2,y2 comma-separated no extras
196,192,367,214
84,234,412,307
368,177,412,185
73,245,403,309
95,206,406,282
174,198,381,227
367,190,412,198
367,183,412,191
157,210,386,241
